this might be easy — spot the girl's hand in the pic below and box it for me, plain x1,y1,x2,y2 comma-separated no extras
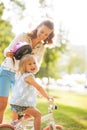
6,50,14,58
48,97,54,104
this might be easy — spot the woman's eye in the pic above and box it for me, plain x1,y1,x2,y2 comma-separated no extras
40,31,43,34
41,32,48,37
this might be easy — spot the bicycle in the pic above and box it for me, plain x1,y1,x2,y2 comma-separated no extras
0,103,63,130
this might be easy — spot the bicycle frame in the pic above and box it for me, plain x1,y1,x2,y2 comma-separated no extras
12,112,55,130
0,104,63,130
12,104,63,130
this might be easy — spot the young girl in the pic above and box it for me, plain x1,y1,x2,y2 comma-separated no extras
10,54,53,130
0,20,54,123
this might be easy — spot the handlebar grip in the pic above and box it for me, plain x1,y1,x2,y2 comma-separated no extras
49,105,58,110
54,105,58,110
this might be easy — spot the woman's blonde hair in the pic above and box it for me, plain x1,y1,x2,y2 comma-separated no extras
18,54,39,75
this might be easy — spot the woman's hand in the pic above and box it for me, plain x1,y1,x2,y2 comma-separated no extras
6,50,14,58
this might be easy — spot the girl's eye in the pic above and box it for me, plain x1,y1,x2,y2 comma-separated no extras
40,31,48,37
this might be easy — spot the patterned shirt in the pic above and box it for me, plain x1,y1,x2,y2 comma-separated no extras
10,73,37,107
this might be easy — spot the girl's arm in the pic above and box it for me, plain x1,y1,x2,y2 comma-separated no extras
25,75,52,101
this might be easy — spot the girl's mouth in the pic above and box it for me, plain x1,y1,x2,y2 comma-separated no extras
31,68,35,71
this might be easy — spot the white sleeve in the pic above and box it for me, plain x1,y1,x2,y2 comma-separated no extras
22,73,35,80
4,33,30,57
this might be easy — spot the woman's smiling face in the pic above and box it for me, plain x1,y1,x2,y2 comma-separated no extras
37,25,52,41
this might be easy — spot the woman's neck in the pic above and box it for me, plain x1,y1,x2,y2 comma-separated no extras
32,39,40,48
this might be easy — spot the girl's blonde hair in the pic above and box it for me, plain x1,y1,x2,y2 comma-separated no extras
18,54,39,75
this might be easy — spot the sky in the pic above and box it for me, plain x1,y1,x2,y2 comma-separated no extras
53,0,87,46
2,0,87,46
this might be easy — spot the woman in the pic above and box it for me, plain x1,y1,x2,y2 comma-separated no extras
0,20,54,123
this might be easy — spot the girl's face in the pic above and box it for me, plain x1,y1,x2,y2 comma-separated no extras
25,58,38,74
37,25,52,41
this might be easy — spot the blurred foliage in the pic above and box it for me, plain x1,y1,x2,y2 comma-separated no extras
0,2,14,63
10,0,25,10
36,46,68,80
0,1,4,17
36,47,61,79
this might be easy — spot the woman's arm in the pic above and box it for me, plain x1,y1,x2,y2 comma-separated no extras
4,33,31,57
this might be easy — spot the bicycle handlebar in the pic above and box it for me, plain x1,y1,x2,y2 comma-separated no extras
48,104,58,113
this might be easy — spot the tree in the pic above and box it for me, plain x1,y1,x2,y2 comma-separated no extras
65,46,86,74
0,2,14,63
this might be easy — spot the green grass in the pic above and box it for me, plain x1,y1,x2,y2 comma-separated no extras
4,89,87,130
